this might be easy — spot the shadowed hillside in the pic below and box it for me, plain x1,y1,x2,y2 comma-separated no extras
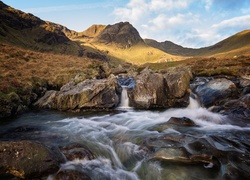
0,1,83,56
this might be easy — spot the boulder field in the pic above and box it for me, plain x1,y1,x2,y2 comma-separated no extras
34,67,193,111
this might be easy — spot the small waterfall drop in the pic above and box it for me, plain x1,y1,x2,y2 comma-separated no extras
117,77,135,109
188,92,202,109
120,86,129,108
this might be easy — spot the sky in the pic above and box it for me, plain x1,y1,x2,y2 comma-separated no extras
2,0,250,48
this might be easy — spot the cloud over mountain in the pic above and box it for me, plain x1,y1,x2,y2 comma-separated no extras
113,0,250,48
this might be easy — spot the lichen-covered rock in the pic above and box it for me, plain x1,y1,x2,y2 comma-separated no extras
164,69,193,98
35,75,119,111
130,68,192,109
0,140,64,179
0,92,25,119
130,68,166,109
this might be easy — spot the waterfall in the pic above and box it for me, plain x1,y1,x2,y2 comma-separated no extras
117,77,135,109
188,92,202,109
120,86,129,108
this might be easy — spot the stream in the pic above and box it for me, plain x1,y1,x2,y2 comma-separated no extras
1,94,250,179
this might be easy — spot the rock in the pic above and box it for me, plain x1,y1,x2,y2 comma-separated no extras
194,78,237,107
61,143,95,161
0,92,23,119
0,140,64,179
35,75,119,111
167,117,198,126
54,169,91,180
130,68,166,109
34,90,57,109
164,68,193,98
239,77,250,87
130,68,192,109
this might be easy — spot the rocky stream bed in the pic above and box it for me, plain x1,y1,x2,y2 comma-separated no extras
0,67,250,179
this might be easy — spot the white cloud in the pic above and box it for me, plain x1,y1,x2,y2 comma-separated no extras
212,15,250,30
203,0,213,11
149,0,190,11
113,0,148,24
113,0,250,48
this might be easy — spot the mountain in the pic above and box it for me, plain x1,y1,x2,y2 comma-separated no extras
94,22,145,48
78,24,106,38
144,39,196,56
73,22,184,65
0,1,83,56
145,30,250,57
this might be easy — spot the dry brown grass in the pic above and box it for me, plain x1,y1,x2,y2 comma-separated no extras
0,43,102,94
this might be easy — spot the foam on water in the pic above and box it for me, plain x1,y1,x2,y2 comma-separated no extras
48,94,250,179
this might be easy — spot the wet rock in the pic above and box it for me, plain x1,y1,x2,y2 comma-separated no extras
243,85,250,95
149,117,198,132
167,117,198,127
54,169,91,180
194,78,237,107
239,77,250,87
151,147,219,168
0,140,64,179
35,75,119,111
61,144,95,161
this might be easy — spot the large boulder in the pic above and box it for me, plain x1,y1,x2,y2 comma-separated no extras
130,68,192,109
35,75,119,111
0,140,64,179
194,78,237,107
130,68,166,109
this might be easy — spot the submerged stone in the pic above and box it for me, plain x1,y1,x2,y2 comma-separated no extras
0,140,64,179
61,143,95,161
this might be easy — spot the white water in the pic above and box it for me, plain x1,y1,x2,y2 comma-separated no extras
119,86,130,109
1,94,239,179
44,95,250,179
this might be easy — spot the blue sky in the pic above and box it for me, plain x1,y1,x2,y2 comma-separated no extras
2,0,250,48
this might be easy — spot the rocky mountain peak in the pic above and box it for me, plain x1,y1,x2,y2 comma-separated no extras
94,22,144,48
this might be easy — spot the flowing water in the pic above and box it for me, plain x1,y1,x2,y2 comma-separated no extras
119,86,130,108
1,96,250,179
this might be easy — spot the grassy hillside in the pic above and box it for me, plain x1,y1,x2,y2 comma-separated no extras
145,30,250,58
73,22,185,65
0,43,102,94
0,1,83,56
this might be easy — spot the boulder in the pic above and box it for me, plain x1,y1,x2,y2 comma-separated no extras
194,78,237,107
130,68,167,109
130,68,192,109
0,140,64,179
35,75,119,111
54,169,91,180
164,69,193,98
61,143,95,161
0,92,25,119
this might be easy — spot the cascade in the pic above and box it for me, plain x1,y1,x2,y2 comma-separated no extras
117,77,135,109
120,86,129,108
188,92,202,109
